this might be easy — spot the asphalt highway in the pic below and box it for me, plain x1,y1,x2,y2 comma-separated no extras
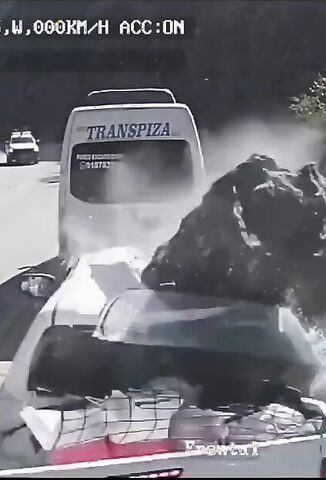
0,155,61,361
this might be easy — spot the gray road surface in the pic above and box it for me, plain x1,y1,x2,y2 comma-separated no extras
0,157,61,360
0,158,59,283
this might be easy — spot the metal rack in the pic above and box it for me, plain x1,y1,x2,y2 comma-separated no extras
51,389,183,450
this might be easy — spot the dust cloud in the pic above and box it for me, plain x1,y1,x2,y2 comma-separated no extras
200,118,325,184
62,144,203,262
62,118,325,263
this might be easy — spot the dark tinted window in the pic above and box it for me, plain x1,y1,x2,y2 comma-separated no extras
70,140,193,204
11,136,33,143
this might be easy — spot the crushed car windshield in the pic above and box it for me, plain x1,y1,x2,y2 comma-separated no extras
95,290,282,347
27,291,315,401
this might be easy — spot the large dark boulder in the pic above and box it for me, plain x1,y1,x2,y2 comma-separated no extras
142,154,326,319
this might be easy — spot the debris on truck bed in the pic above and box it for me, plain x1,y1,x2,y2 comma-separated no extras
142,154,326,319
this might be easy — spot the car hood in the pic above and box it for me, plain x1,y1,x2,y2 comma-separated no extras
51,247,149,321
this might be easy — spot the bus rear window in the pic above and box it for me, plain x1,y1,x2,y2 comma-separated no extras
70,140,193,204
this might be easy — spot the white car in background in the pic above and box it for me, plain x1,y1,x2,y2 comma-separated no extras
1,248,326,477
5,130,40,165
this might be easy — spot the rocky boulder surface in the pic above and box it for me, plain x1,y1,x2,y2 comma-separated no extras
142,154,326,319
